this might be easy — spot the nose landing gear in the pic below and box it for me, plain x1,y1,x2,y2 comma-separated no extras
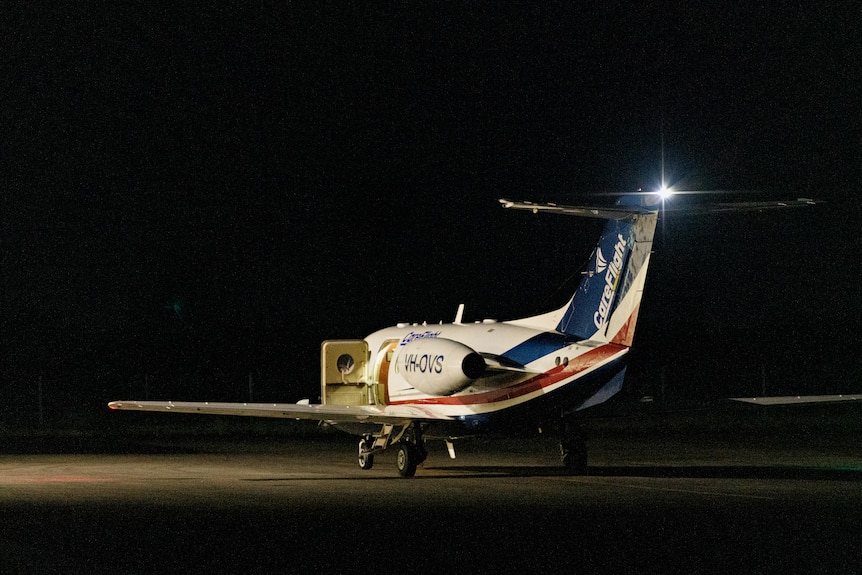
358,437,374,470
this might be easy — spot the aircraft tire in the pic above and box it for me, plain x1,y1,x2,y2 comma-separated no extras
395,443,418,478
358,438,374,470
561,447,588,474
560,430,588,474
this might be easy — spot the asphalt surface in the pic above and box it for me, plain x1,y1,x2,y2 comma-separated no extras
1,432,860,574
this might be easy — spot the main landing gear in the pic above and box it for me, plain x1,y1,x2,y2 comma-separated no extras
358,422,427,477
559,421,588,474
395,442,421,478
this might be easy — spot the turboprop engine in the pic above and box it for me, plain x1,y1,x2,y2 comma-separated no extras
395,337,486,396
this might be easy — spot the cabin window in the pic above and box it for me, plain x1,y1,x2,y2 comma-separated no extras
336,354,356,375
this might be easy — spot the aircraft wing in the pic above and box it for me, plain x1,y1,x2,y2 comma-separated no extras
730,394,861,406
107,400,454,425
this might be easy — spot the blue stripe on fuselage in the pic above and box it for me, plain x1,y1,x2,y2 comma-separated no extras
503,331,574,366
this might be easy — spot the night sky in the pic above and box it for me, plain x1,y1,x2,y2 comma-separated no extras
4,3,860,424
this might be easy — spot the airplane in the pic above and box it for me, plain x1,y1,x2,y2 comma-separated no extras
109,193,845,477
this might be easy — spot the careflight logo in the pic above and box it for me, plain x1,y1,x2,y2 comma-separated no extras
595,248,608,274
399,330,441,346
593,233,627,330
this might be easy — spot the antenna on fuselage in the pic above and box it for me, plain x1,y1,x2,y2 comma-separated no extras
454,303,465,325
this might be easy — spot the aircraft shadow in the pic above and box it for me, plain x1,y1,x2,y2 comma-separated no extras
243,464,862,482
421,464,862,481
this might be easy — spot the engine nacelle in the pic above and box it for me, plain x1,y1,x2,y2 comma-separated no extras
395,337,486,396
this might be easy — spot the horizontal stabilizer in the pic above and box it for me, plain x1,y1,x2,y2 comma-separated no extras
499,199,653,220
662,198,823,215
501,197,822,219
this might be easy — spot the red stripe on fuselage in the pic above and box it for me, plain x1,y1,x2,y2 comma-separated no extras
389,342,626,406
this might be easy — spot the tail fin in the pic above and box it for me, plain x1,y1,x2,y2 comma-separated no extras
502,196,659,346
502,195,819,344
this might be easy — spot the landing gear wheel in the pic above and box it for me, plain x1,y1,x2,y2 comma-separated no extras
560,442,588,473
560,423,588,474
358,438,374,470
395,443,418,478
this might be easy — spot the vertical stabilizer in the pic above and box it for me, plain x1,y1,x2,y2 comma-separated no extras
503,196,659,346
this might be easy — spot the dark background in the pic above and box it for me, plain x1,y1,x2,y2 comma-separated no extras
3,3,859,427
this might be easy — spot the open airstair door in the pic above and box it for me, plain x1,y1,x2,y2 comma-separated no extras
321,340,369,406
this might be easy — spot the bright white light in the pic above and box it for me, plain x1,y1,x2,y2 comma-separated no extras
658,185,673,200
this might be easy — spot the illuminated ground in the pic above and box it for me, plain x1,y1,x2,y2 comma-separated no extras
1,422,860,574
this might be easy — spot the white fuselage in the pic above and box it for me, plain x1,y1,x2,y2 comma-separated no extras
364,321,629,421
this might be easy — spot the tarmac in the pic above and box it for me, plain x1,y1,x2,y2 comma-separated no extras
1,427,860,574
